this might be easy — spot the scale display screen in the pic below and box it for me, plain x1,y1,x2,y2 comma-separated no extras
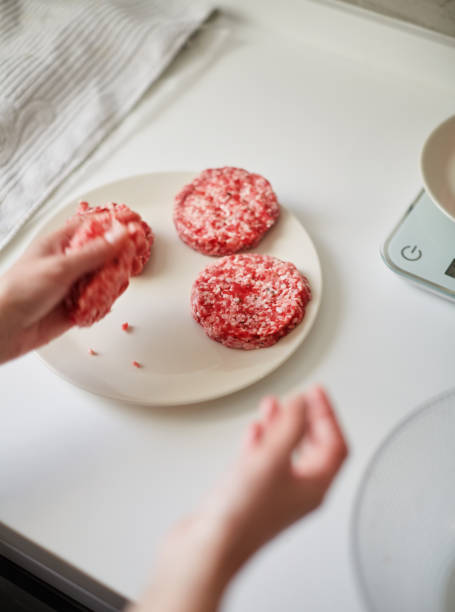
445,259,455,279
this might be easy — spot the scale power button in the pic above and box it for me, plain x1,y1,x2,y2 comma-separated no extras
401,245,422,261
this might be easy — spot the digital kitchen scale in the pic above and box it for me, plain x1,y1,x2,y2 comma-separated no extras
382,115,455,302
382,190,455,302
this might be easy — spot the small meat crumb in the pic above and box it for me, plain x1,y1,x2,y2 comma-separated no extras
88,348,97,356
132,360,141,368
122,322,129,331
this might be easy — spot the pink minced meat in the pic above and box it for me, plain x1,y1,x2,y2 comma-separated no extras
174,167,280,256
76,201,153,276
191,254,311,350
64,201,154,327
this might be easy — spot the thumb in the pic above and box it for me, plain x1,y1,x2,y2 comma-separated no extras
62,221,129,282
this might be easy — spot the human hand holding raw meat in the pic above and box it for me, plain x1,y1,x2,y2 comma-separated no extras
0,219,128,364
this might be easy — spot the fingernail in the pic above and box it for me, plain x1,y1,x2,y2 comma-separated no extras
105,220,127,244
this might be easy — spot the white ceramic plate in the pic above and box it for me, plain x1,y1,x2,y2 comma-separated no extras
421,114,455,221
37,172,322,405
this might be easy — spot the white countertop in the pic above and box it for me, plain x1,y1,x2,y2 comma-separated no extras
1,1,455,610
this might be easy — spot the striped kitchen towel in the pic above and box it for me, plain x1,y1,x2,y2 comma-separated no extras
0,0,213,250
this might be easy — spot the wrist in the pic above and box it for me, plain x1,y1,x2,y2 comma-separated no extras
205,510,263,583
135,515,236,612
176,514,236,605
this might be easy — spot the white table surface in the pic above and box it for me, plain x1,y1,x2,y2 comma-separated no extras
1,1,455,610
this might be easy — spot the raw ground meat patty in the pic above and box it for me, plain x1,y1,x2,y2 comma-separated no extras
174,167,280,256
76,201,153,276
64,201,154,327
191,254,311,349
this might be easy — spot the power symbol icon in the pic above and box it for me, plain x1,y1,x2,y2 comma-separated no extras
401,245,422,261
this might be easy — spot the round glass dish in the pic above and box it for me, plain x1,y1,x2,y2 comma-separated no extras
353,388,455,612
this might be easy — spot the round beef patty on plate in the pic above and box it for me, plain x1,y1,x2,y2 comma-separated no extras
191,253,311,349
174,167,280,256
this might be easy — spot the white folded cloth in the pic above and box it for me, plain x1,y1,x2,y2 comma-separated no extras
0,0,213,250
